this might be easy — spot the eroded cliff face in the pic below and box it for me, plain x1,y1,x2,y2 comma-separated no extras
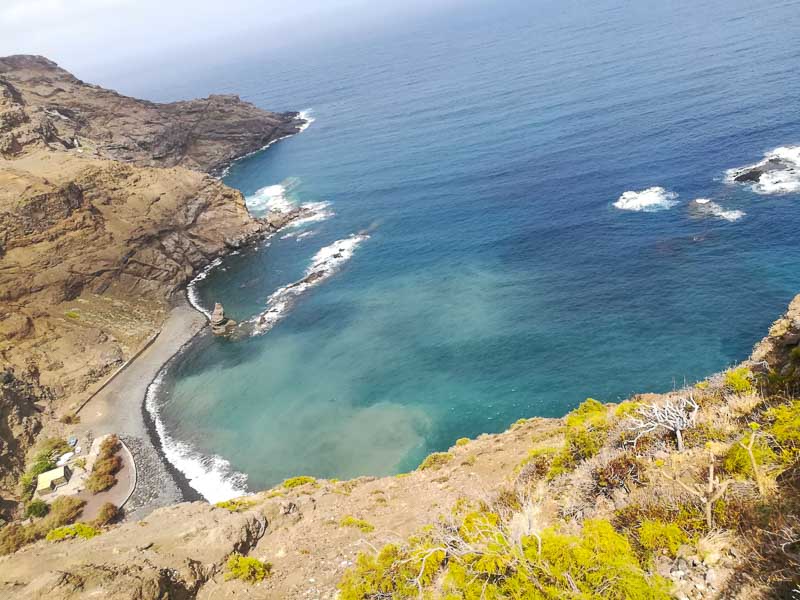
0,55,302,174
0,55,302,500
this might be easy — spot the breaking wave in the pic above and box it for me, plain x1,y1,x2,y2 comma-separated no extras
187,257,225,318
690,198,745,222
297,109,316,133
246,234,369,336
725,145,800,194
245,181,333,224
613,187,678,212
145,365,249,503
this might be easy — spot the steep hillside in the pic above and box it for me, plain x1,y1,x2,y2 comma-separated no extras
1,295,798,599
0,56,304,501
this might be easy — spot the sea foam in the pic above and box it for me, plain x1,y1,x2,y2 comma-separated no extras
691,198,745,222
613,187,678,211
726,145,800,194
145,366,250,503
245,182,333,224
247,234,368,336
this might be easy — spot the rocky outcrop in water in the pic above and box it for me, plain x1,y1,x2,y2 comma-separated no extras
210,303,237,336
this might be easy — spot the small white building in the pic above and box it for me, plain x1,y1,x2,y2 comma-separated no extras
36,465,72,496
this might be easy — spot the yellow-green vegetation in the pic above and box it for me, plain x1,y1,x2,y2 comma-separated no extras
64,310,80,319
46,523,100,542
215,498,257,512
547,398,609,479
418,451,453,471
638,519,687,557
766,399,800,465
614,400,643,418
0,496,86,555
516,446,558,481
224,553,271,583
723,429,777,479
19,437,72,499
338,513,670,599
723,366,754,394
455,437,470,447
282,476,316,489
86,434,122,494
694,380,710,390
340,515,375,533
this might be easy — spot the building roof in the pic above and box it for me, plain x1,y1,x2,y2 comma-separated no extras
36,466,70,491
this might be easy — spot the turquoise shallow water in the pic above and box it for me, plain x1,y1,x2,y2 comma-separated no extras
131,0,800,500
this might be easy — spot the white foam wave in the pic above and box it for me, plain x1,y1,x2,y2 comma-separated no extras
281,229,319,241
297,109,315,133
690,198,745,222
145,367,249,503
246,183,294,213
187,257,224,318
725,145,800,194
613,186,679,212
246,183,333,226
247,234,368,336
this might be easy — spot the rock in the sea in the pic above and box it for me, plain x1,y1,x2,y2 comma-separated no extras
210,302,237,335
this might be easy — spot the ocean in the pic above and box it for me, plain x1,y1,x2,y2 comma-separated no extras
121,0,799,501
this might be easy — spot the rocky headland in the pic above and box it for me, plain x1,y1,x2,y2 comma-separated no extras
0,55,305,502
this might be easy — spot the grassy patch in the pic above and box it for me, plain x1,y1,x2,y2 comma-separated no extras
638,519,687,557
724,367,754,394
0,496,86,555
340,516,375,533
282,476,316,489
455,437,470,447
215,498,257,512
418,452,453,471
46,523,100,542
225,553,271,583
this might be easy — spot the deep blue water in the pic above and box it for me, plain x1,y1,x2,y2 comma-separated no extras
124,0,799,500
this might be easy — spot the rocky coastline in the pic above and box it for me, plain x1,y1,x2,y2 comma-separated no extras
0,54,310,515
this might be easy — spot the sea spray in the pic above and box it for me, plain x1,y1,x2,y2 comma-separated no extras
246,234,369,336
613,187,679,212
725,145,800,194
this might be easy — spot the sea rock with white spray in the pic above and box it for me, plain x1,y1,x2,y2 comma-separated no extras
726,145,800,194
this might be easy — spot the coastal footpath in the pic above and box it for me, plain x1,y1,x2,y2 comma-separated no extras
0,55,305,505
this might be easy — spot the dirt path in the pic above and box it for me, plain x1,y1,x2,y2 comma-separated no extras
76,297,207,519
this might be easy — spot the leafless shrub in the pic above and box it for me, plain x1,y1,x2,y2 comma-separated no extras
627,395,699,451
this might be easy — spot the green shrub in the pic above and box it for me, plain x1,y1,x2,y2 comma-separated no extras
46,523,100,542
19,438,71,499
1,496,86,554
722,435,777,479
455,437,470,447
638,519,687,557
724,367,754,394
338,516,671,599
86,472,116,493
215,498,256,512
282,476,316,489
517,446,558,482
766,399,800,465
417,452,453,471
93,502,119,527
86,435,122,494
340,516,375,533
65,310,80,319
225,553,271,583
547,398,609,479
24,499,50,519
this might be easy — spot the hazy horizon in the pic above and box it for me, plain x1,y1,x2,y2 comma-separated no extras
0,0,473,86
